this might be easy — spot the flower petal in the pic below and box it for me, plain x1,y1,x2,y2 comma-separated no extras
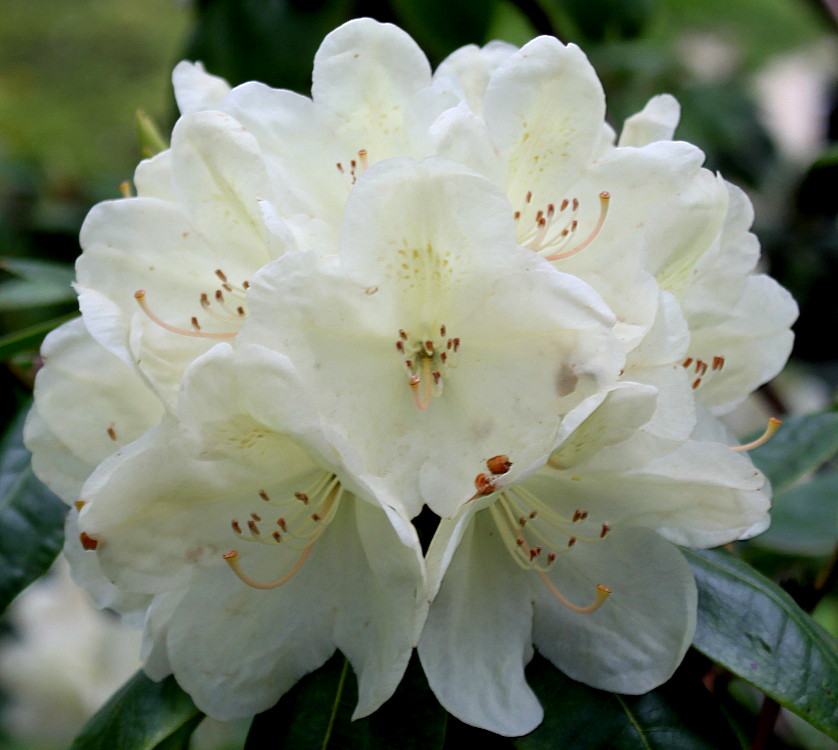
618,93,681,147
172,61,232,114
532,526,696,694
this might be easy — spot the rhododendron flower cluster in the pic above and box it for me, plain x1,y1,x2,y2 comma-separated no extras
26,18,796,736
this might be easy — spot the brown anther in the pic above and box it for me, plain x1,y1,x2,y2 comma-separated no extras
231,520,242,534
452,338,460,352
516,537,525,547
312,513,322,522
513,211,521,220
572,198,579,211
474,473,496,495
570,219,578,232
580,511,588,520
547,552,557,564
567,536,577,548
525,191,533,203
536,209,544,222
682,357,693,368
107,425,117,441
350,159,357,169
242,280,250,290
250,513,261,522
518,516,527,527
696,359,708,375
248,520,260,535
259,489,270,502
432,370,442,385
529,511,538,519
215,289,224,302
572,509,582,522
272,531,281,542
560,198,569,211
600,523,610,538
425,340,434,353
547,203,555,217
692,377,702,390
486,454,512,475
277,518,288,532
191,317,201,330
396,341,405,353
79,532,98,550
529,546,542,560
222,283,232,292
200,293,210,307
538,217,547,228
440,325,446,337
712,355,725,371
215,269,228,282
336,162,344,173
294,492,309,504
237,306,245,316
399,329,408,340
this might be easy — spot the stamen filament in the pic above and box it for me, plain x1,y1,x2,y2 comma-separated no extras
134,290,236,340
410,357,434,410
537,574,612,614
730,417,782,452
222,544,314,590
545,192,610,261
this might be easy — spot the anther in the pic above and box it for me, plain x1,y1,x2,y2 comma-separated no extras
474,473,496,495
259,489,270,502
79,532,98,550
600,523,610,538
250,513,261,522
358,149,369,169
134,290,236,340
311,513,322,522
74,501,85,511
567,536,577,548
191,317,201,330
730,417,782,452
294,492,309,504
683,357,693,368
215,269,228,283
525,191,533,203
336,162,344,173
560,198,569,211
247,520,260,535
231,520,242,534
545,191,610,262
277,518,288,532
107,424,117,441
487,455,512,475
272,531,281,542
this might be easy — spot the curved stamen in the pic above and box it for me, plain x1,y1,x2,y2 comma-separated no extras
134,290,236,340
222,544,314,590
537,575,612,614
545,192,610,261
730,417,782,452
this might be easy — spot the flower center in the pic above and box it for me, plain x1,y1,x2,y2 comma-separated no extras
514,190,610,262
395,325,460,410
222,472,343,590
335,148,370,186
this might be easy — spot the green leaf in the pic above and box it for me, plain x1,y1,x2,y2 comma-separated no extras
0,257,76,310
0,312,78,361
516,653,739,750
747,410,838,493
0,405,67,616
685,548,838,738
246,652,447,748
71,672,203,750
753,471,838,556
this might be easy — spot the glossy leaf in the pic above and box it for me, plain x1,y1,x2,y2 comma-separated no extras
748,410,838,492
0,405,67,616
753,471,838,556
685,548,838,738
70,672,203,750
515,653,738,749
246,652,447,748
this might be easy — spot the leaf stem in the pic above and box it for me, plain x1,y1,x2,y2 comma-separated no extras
321,658,349,750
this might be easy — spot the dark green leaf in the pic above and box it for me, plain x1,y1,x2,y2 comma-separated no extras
0,405,66,616
389,0,496,62
685,548,838,738
753,472,838,556
0,257,76,310
0,312,78,361
71,672,203,750
747,410,838,493
516,653,739,749
246,651,447,749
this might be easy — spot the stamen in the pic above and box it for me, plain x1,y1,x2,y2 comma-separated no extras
487,455,512,475
538,575,612,614
134,290,236,340
409,358,433,411
730,417,782,452
222,545,315,590
79,532,99,550
545,192,610,261
107,424,117,441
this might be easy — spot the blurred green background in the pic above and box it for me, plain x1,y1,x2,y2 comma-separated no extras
0,1,835,748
